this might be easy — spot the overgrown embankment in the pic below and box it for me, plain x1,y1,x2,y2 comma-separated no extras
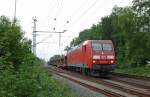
115,65,150,77
0,16,78,97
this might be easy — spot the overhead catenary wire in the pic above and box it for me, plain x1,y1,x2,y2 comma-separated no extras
54,0,64,47
48,0,58,13
35,0,99,58
61,0,99,49
45,41,51,61
62,0,89,30
55,0,64,20
66,0,89,23
46,0,60,31
54,0,60,16
34,30,66,46
35,34,53,45
60,0,99,48
65,0,99,31
51,0,94,47
43,0,58,23
53,0,64,29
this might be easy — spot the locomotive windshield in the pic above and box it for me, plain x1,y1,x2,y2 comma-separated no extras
92,43,112,51
92,43,102,50
103,44,112,50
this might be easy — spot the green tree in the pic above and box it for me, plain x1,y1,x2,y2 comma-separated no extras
101,16,113,39
64,46,72,52
131,0,150,64
133,0,150,31
65,2,150,67
0,16,78,97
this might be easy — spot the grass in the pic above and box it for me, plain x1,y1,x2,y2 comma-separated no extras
115,64,150,77
49,78,81,97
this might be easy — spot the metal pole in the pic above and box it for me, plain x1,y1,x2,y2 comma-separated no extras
59,32,61,46
33,17,37,55
14,0,17,23
31,18,66,56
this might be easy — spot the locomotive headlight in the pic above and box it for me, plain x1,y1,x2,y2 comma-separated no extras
107,55,114,59
93,55,100,59
93,60,96,63
110,60,114,63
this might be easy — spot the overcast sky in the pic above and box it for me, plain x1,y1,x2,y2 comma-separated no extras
0,0,132,61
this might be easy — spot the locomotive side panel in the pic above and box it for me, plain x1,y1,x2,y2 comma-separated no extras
67,46,84,67
82,41,93,69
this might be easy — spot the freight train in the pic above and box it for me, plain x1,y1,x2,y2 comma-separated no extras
48,55,65,67
49,40,116,76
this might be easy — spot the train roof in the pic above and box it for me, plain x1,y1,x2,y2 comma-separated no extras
86,40,112,43
68,40,113,53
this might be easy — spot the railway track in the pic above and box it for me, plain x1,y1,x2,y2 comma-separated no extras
111,72,150,80
110,72,150,89
47,66,150,97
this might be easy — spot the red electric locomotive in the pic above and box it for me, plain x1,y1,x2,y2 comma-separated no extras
66,40,115,76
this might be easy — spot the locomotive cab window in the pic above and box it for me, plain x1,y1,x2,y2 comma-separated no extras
92,43,112,51
92,43,102,51
103,44,112,50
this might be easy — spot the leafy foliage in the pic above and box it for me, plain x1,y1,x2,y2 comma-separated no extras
115,65,150,77
0,16,78,97
65,0,150,67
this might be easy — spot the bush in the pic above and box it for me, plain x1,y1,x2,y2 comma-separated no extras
0,16,79,97
115,65,150,77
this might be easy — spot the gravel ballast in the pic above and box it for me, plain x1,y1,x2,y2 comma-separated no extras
52,74,107,97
